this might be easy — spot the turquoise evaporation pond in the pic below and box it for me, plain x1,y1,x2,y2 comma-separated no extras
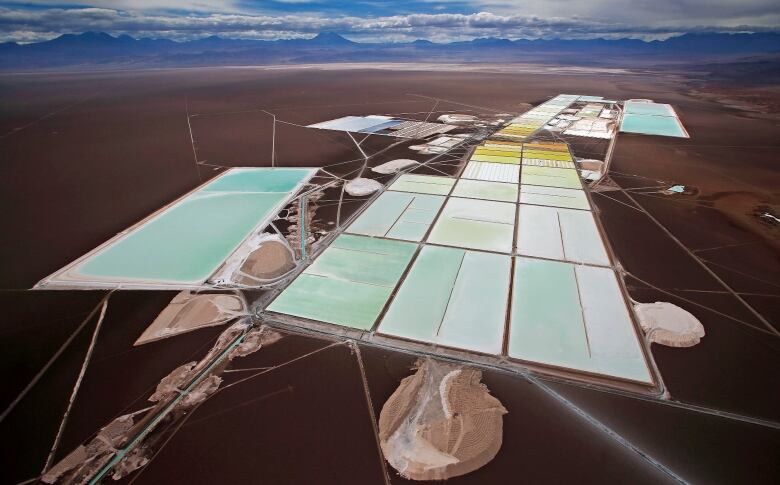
620,113,687,138
75,168,313,284
623,101,676,117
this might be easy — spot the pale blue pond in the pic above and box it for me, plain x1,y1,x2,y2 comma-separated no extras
620,113,688,138
624,101,677,117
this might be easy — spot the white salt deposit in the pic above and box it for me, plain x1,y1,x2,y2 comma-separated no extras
345,177,383,196
372,159,419,174
635,302,705,347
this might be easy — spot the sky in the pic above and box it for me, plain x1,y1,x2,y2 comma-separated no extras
1,0,779,43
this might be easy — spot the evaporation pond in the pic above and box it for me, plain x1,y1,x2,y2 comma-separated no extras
70,168,315,285
267,234,417,330
379,246,510,354
620,113,688,138
623,101,676,117
509,257,652,383
346,190,445,242
462,161,520,183
309,116,397,133
516,204,609,266
427,197,516,253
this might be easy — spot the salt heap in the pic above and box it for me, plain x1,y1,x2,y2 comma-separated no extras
634,301,705,347
345,177,383,196
379,358,507,480
372,159,419,174
437,114,477,125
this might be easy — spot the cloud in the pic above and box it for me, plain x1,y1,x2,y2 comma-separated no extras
1,1,242,13
0,4,778,43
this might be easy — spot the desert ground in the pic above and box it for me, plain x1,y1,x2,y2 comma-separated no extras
1,65,778,484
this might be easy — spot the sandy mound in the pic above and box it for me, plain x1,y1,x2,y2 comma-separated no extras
236,239,295,283
635,301,705,347
378,358,507,480
437,114,477,125
209,233,296,286
135,292,246,345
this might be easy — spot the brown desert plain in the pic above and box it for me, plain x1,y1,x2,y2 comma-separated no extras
0,65,778,484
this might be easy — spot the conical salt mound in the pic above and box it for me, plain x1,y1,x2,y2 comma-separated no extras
345,177,383,196
378,358,507,481
634,301,705,347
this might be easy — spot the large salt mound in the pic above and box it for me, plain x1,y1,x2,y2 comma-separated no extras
635,301,705,347
372,159,419,174
437,114,477,125
345,177,383,196
378,358,507,480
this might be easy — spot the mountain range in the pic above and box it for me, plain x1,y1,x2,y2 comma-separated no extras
1,31,779,70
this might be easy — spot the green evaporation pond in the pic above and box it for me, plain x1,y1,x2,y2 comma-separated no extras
520,166,582,189
346,191,444,242
379,245,464,342
75,168,313,284
427,198,516,253
452,179,518,203
509,257,652,383
268,234,417,330
519,185,590,211
77,192,288,284
389,174,455,196
379,246,510,354
509,257,593,371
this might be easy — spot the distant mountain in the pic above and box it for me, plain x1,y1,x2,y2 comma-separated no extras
307,32,356,45
658,32,780,54
468,37,515,47
1,31,779,71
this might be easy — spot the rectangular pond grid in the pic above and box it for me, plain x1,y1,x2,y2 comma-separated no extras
267,94,657,387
